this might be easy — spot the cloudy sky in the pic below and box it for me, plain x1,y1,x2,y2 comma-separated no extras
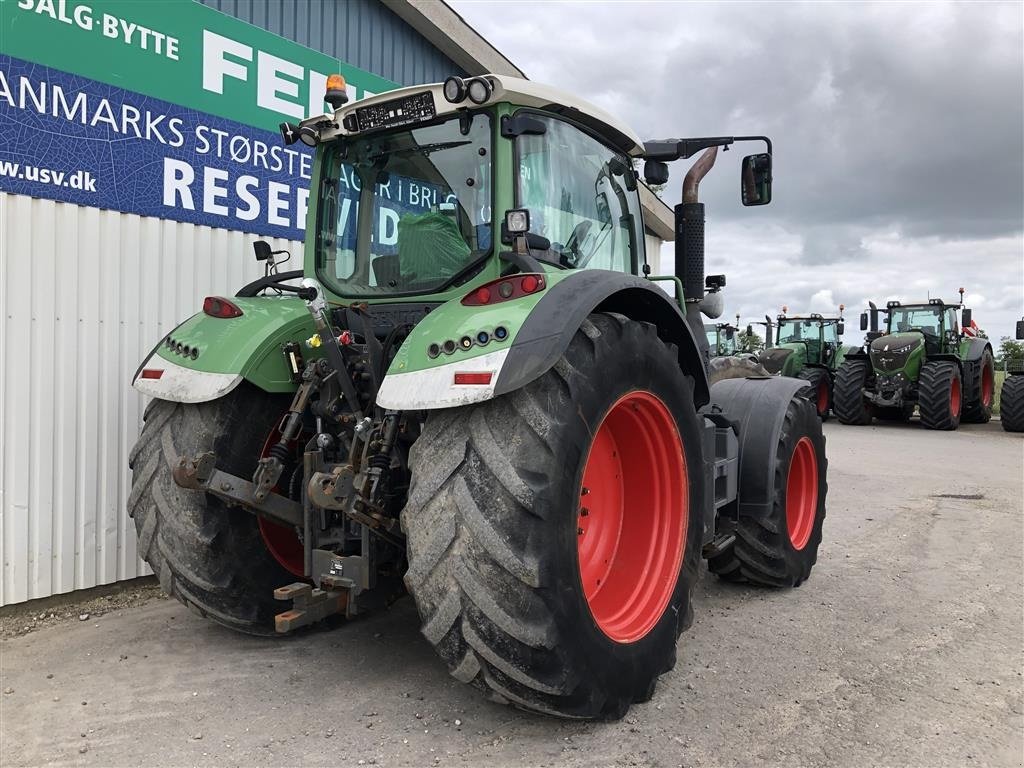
451,0,1023,343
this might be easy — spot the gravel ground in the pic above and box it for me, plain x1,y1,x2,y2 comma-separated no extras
1,420,1021,767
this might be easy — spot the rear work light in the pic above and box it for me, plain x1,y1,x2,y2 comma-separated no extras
203,296,244,319
454,372,493,385
462,274,546,306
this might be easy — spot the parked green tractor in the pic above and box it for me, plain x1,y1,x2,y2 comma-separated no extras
757,307,855,419
128,74,828,719
704,322,740,356
1000,319,1024,433
834,293,994,429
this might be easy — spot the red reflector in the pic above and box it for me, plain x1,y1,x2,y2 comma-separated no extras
140,369,164,380
203,296,244,318
521,275,539,293
453,372,493,385
474,286,492,304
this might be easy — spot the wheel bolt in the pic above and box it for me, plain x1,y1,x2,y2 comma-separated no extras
577,527,584,536
581,487,590,496
580,507,589,517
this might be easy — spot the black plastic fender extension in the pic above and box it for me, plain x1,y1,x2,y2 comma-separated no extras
707,375,813,522
493,270,710,407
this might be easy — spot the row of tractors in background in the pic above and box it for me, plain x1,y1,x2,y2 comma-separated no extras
706,295,1024,433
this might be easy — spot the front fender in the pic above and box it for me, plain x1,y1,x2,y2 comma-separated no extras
132,296,316,403
377,270,708,411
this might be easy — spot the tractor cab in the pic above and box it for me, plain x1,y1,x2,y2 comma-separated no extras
759,307,845,378
704,322,739,357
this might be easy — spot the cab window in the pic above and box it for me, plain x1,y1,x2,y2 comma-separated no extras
515,114,644,273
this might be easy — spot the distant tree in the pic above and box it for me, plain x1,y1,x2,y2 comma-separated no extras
996,337,1024,365
738,330,764,353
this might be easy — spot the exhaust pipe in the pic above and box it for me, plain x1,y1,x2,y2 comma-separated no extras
677,147,718,303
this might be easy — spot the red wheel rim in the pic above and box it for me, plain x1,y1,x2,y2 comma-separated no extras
577,391,687,644
817,380,829,416
257,416,306,578
950,377,961,418
981,364,993,407
786,437,818,550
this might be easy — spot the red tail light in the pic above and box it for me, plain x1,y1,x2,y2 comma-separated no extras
462,274,546,306
203,296,243,318
453,372,493,385
140,369,164,380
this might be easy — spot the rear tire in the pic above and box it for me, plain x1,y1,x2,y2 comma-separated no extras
962,349,994,423
798,367,832,420
402,313,704,719
1000,375,1024,432
918,361,962,430
833,358,873,425
707,391,827,587
128,384,296,635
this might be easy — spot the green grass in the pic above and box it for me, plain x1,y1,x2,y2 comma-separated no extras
993,369,1007,416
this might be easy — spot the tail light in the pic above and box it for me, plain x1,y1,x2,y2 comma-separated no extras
462,274,546,306
203,296,243,318
454,372,493,385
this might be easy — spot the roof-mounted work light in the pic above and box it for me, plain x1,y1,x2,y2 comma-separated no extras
443,76,467,104
325,73,348,110
279,122,319,148
466,77,492,104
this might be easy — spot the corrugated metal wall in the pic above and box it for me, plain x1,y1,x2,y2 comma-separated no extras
197,0,466,85
0,193,299,605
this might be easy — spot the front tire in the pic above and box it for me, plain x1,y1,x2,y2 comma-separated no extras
402,313,704,719
798,367,832,420
919,361,962,430
128,385,296,635
834,358,873,425
707,390,827,587
1000,375,1024,432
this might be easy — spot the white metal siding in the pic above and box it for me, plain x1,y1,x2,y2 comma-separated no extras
0,193,300,606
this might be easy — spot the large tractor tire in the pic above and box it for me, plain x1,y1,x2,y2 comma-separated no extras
918,360,962,430
402,313,704,720
962,348,995,423
706,387,827,587
128,384,297,635
798,367,832,420
1000,375,1024,432
833,358,873,425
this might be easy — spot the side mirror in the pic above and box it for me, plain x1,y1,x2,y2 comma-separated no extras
859,312,868,332
699,290,724,319
837,322,845,336
253,240,273,261
741,153,772,206
643,160,669,186
1017,319,1024,340
961,308,972,331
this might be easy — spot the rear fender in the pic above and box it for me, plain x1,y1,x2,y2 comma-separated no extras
376,270,708,411
132,297,317,403
707,376,813,521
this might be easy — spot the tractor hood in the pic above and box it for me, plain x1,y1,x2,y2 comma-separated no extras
760,344,806,376
869,333,923,376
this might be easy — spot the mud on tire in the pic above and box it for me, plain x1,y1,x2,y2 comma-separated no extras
401,313,704,720
128,384,296,634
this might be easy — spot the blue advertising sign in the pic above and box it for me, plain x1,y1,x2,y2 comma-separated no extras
0,54,315,240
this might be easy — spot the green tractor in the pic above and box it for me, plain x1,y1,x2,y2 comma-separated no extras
128,74,828,719
833,293,994,429
999,318,1024,433
757,307,856,419
704,321,740,356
